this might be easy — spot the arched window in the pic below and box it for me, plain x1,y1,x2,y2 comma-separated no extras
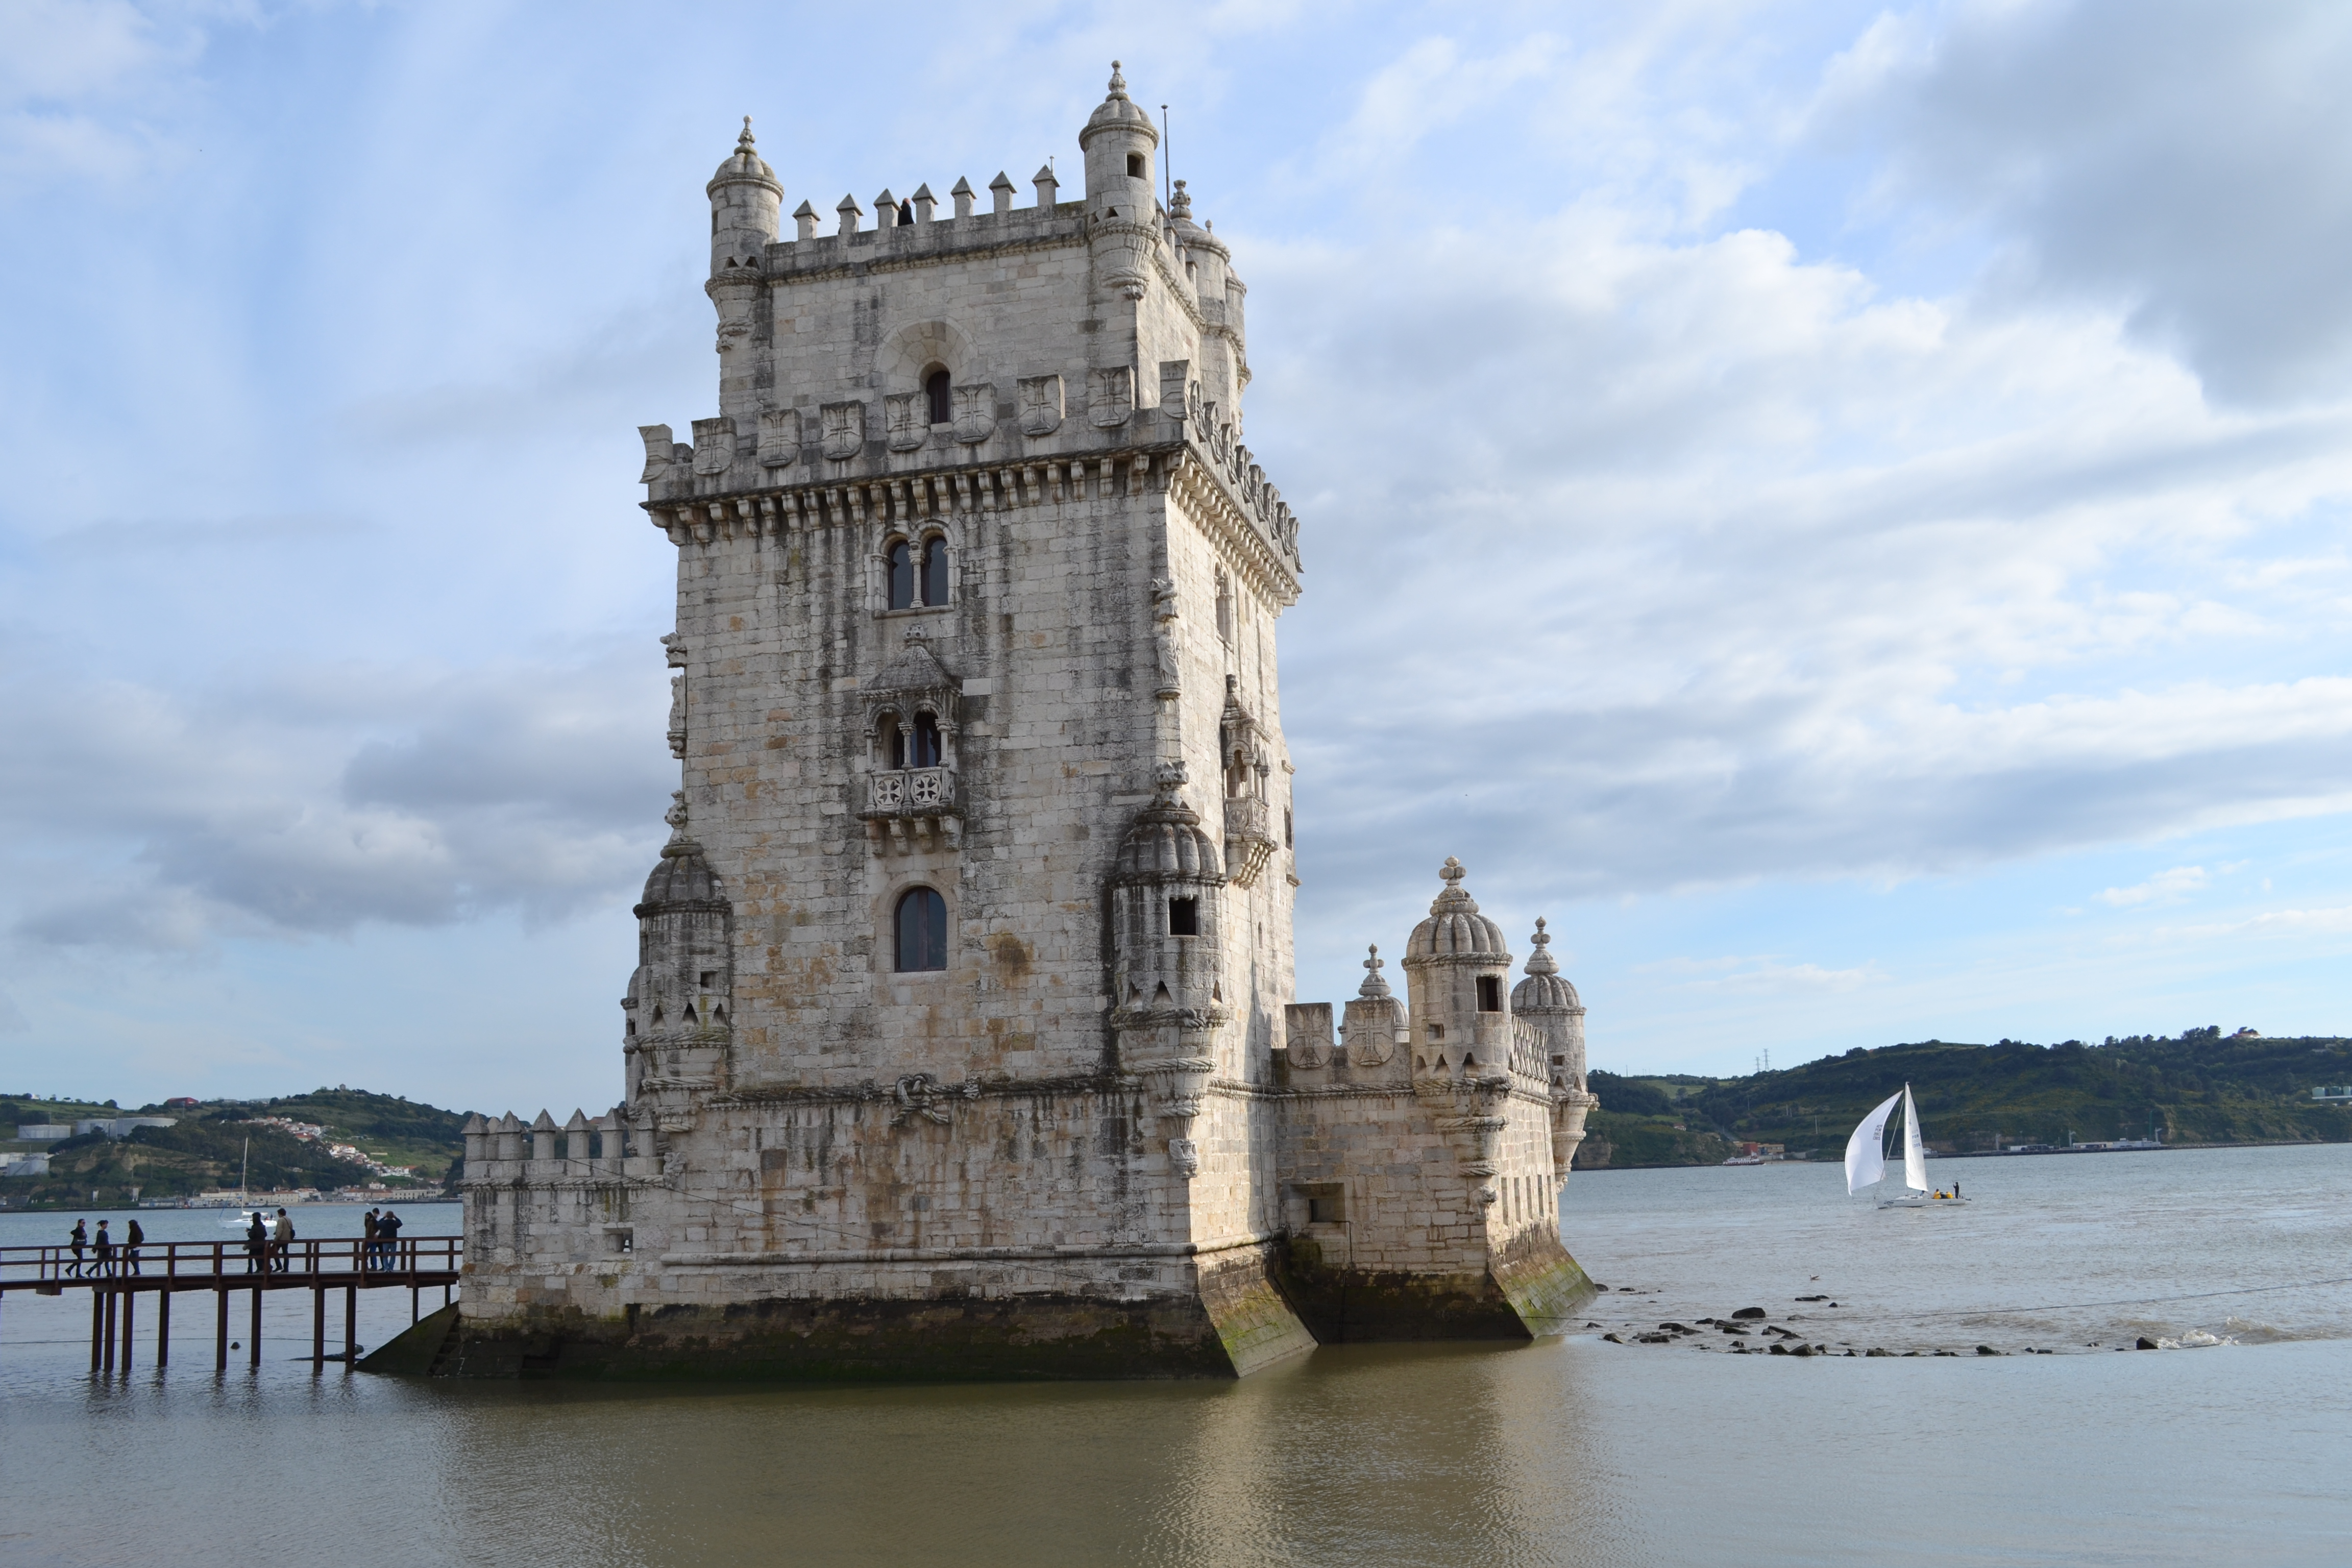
921,538,948,606
895,887,947,972
880,715,905,769
925,369,952,426
888,540,914,610
910,713,942,768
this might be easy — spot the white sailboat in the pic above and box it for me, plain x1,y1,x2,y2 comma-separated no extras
1844,1083,1968,1208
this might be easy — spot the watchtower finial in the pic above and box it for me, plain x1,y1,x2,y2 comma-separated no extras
738,116,755,152
1108,61,1128,98
1358,943,1392,998
1440,856,1466,889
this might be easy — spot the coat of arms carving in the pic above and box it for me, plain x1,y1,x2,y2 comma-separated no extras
884,393,926,452
952,382,995,445
757,408,801,469
819,400,866,461
690,416,736,477
1089,366,1132,428
1018,375,1064,437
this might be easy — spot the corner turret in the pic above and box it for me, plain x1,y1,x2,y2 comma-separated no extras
1402,857,1515,1082
707,117,782,275
624,793,735,1106
1078,61,1158,215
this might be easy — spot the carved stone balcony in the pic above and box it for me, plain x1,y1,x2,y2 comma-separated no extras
862,766,961,855
1222,794,1276,889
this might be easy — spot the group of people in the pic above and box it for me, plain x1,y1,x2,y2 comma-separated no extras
243,1208,296,1272
61,1218,145,1277
62,1206,405,1279
361,1207,405,1270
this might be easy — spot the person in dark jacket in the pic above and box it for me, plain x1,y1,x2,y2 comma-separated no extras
66,1219,87,1279
93,1220,115,1278
244,1211,267,1275
377,1209,404,1271
361,1209,380,1271
124,1218,144,1276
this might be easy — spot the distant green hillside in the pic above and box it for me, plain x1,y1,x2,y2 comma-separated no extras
2,1087,471,1210
1576,1031,2352,1168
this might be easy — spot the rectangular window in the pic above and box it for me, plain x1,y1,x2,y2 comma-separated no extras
1477,976,1502,1012
1301,1184,1345,1224
1167,896,1199,937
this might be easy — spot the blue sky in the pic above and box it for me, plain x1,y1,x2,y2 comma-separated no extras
3,0,2348,1115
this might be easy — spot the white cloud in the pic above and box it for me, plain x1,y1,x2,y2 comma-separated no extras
2094,865,2208,908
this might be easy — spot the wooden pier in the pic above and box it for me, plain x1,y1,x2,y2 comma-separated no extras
0,1234,461,1373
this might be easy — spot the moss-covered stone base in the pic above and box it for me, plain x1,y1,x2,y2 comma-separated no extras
420,1287,1282,1383
1273,1232,1598,1343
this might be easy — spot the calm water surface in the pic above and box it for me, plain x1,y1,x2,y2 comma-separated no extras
2,1146,2345,1566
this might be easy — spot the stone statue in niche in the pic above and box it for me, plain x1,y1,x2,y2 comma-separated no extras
1150,578,1183,699
663,635,688,760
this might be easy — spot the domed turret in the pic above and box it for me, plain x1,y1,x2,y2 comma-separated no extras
1078,61,1158,214
1513,918,1588,1095
708,117,782,276
624,793,734,1102
1406,857,1510,962
1108,764,1229,1179
1401,858,1515,1078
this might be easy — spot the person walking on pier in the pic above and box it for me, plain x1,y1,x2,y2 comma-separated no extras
66,1219,87,1278
93,1220,115,1278
124,1218,144,1276
271,1208,293,1273
244,1211,266,1274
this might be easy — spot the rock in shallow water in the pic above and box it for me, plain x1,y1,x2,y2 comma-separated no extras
1732,1306,1768,1319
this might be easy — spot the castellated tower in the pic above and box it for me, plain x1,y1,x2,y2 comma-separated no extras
442,68,1595,1380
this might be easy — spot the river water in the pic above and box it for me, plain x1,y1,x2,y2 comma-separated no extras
2,1145,2345,1565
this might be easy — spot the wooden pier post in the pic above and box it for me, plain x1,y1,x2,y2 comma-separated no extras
216,1286,229,1370
101,1287,116,1374
311,1283,325,1369
119,1284,135,1371
344,1284,356,1364
250,1284,262,1367
89,1287,103,1373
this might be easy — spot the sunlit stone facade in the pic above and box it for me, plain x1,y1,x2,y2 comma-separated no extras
446,68,1599,1379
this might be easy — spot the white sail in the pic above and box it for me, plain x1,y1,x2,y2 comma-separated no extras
1844,1090,1902,1194
1902,1084,1928,1192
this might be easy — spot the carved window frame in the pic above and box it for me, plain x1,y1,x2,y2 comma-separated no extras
874,521,960,618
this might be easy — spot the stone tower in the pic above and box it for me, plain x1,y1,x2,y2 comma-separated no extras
442,69,1595,1380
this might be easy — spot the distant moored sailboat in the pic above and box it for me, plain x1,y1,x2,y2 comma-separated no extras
1844,1084,1969,1208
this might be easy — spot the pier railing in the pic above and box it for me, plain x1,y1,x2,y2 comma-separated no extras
1,1234,461,1290
0,1235,464,1375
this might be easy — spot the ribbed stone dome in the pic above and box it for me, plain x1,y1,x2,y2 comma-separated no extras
635,793,730,914
1080,62,1159,147
1115,766,1222,882
1512,918,1582,1011
1405,857,1509,963
638,843,725,911
708,119,778,189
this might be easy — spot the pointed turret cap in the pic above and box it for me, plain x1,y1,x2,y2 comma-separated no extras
709,116,778,190
950,176,975,197
1357,944,1393,999
530,1110,557,1133
1405,857,1510,963
638,792,729,913
564,1109,590,1133
461,1113,486,1135
1512,918,1582,1012
1081,60,1159,146
1114,762,1223,882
